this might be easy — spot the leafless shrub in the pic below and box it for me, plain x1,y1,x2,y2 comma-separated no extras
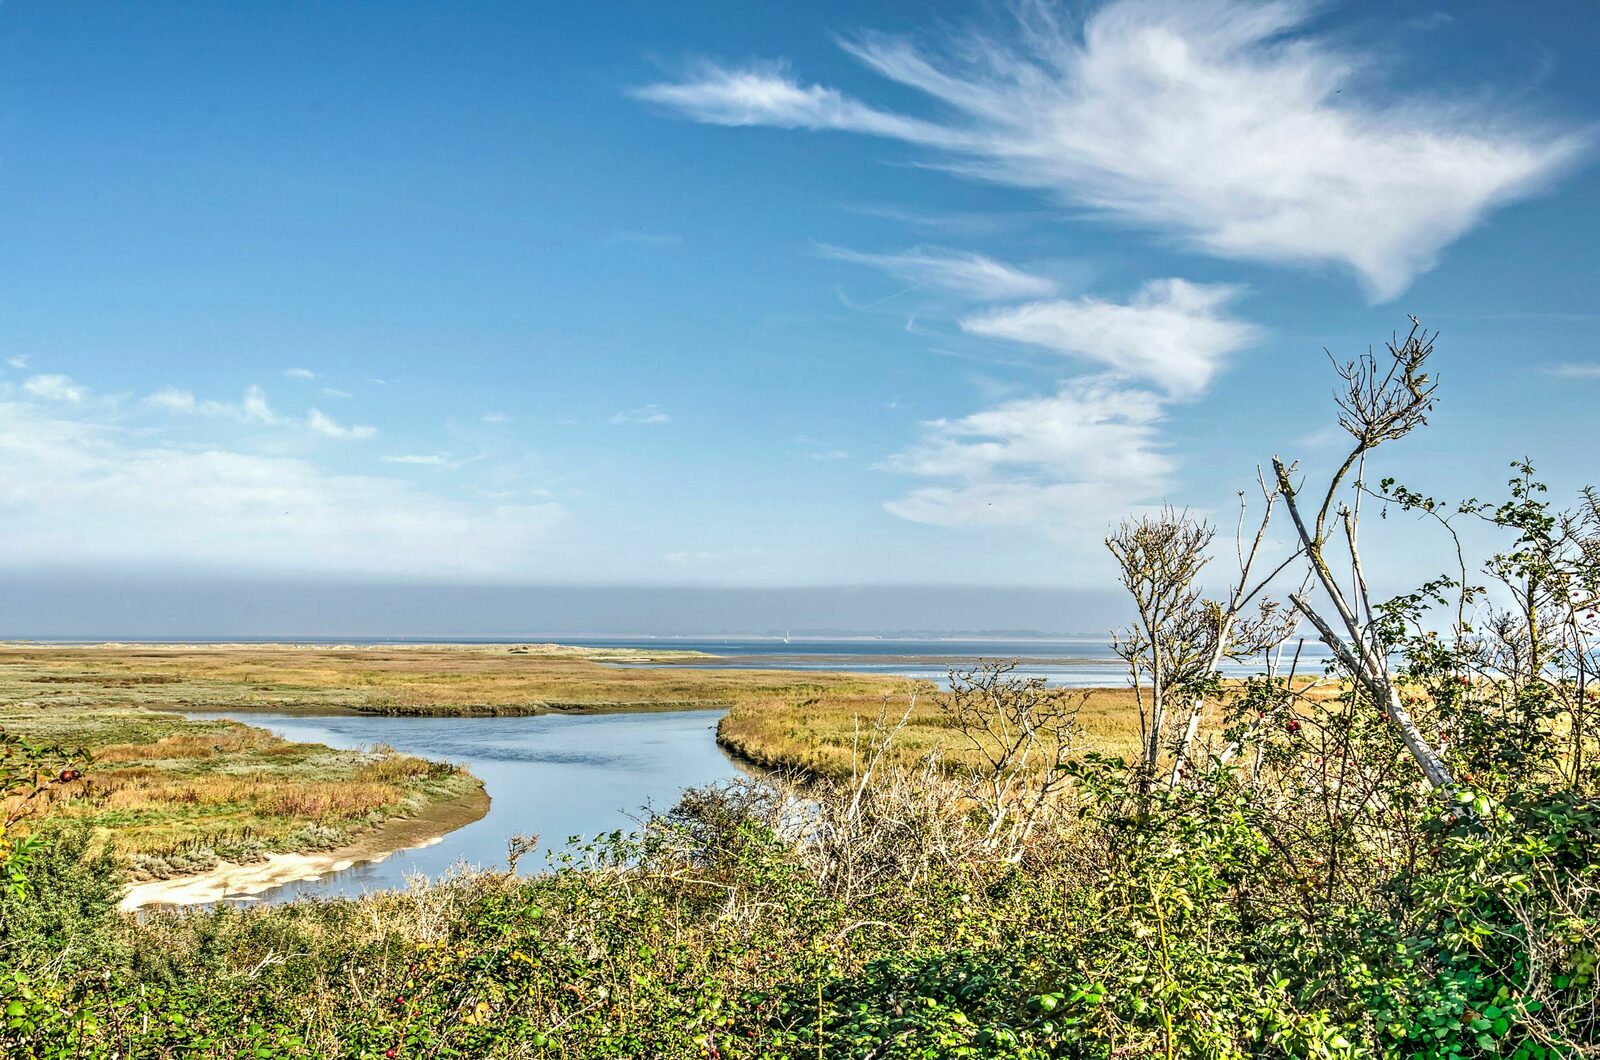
1269,320,1454,789
939,662,1083,856
1108,509,1216,781
1107,497,1296,789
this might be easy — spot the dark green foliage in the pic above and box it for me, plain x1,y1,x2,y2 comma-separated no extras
0,825,124,971
0,731,86,899
1,768,1593,1058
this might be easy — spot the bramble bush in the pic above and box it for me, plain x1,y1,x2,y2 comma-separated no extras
2,699,1594,1058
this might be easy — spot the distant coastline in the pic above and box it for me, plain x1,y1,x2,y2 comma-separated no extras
1,631,1112,646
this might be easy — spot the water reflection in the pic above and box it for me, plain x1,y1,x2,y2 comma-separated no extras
187,708,738,904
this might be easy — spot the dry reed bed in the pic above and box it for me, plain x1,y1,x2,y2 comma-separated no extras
715,675,1352,779
1,684,476,874
0,643,905,879
0,643,904,716
3,643,1304,871
716,687,1150,779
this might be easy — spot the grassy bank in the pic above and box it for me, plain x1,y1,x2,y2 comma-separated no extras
0,694,482,881
2,642,1168,781
715,684,1147,777
0,643,933,884
0,642,908,716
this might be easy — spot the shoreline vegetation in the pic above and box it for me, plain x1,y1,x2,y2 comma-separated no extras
715,683,1145,778
1,642,939,902
117,784,491,911
0,668,487,894
2,640,1174,913
0,641,906,716
4,641,1318,904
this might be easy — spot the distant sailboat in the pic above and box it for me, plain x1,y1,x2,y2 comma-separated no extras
782,630,791,644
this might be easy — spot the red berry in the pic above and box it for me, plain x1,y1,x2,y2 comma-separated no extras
386,1051,397,1059
1286,719,1301,733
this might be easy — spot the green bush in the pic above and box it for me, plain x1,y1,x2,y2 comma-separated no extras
0,825,124,971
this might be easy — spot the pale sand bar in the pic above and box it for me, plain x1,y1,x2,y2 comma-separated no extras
120,785,491,911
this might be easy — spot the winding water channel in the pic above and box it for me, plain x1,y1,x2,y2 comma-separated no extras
185,707,739,904
178,638,1331,904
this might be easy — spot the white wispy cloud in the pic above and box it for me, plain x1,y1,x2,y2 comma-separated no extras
145,387,197,413
961,278,1258,396
817,244,1056,300
321,387,353,399
481,412,511,424
144,384,376,438
163,384,277,425
637,59,955,141
841,203,1053,238
1545,362,1600,379
793,435,852,461
610,404,670,425
883,377,1173,528
6,355,29,369
382,453,455,467
283,367,316,380
880,277,1257,528
606,229,684,247
637,0,1588,300
241,385,277,425
22,374,88,402
0,392,562,577
307,408,377,439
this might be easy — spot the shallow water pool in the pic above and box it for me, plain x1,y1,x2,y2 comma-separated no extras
185,707,739,903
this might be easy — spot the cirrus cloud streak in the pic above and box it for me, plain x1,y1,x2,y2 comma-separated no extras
818,243,1058,300
637,0,1589,300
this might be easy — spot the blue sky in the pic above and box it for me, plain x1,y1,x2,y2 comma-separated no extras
0,0,1596,622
